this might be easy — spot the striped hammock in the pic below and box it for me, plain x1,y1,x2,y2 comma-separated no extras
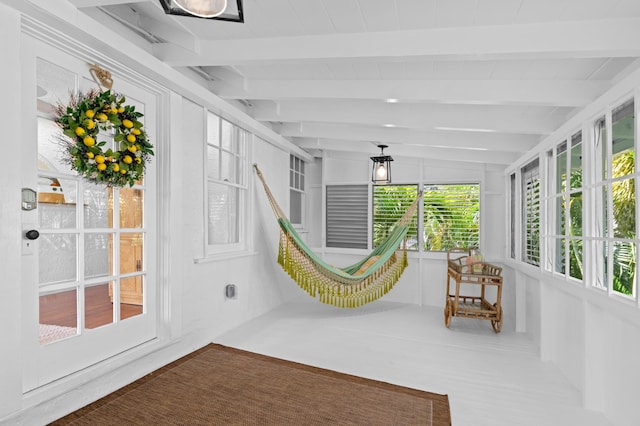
254,164,421,308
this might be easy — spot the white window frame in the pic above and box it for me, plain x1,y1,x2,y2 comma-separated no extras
204,111,250,255
324,181,481,253
289,154,306,228
422,183,480,252
543,131,584,282
590,98,637,299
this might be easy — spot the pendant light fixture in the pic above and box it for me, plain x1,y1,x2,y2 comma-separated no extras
370,144,393,185
159,0,244,22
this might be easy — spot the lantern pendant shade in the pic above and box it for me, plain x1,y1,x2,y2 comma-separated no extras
370,145,393,184
159,0,244,22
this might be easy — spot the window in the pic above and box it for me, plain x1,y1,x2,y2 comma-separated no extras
546,133,583,280
289,155,305,226
326,185,368,249
325,183,481,252
593,100,636,296
373,185,419,250
423,184,480,252
510,173,516,259
522,159,541,266
206,112,249,251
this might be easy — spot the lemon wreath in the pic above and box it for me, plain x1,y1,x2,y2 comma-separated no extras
56,89,154,187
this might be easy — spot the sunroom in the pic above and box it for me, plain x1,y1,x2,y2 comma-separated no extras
1,1,640,425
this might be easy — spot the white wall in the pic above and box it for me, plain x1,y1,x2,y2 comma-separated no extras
505,54,640,426
0,2,301,423
515,270,640,426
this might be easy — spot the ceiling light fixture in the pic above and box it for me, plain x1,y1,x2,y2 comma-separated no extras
159,0,244,22
370,144,393,185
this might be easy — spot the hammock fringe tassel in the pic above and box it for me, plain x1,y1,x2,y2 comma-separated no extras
255,163,420,308
276,229,409,308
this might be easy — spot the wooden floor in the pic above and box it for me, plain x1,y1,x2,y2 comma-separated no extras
216,297,612,426
40,284,142,330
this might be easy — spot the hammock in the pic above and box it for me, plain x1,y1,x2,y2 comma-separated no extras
254,164,422,308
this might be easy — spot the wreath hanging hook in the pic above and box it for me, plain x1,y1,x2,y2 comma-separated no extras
89,63,113,91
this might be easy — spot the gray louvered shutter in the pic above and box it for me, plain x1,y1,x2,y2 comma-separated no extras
326,185,368,249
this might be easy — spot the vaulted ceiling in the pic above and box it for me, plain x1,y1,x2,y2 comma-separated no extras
74,0,640,166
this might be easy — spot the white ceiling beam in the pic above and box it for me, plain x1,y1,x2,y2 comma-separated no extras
279,122,540,153
250,101,558,135
205,66,246,88
218,79,604,107
153,18,640,66
291,138,518,166
139,15,198,52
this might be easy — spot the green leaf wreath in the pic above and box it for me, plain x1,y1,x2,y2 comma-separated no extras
55,89,154,187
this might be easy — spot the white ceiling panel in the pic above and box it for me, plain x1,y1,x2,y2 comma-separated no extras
241,0,307,38
287,0,336,35
558,0,621,20
474,0,523,26
358,0,400,32
396,0,437,30
613,0,640,17
322,0,367,34
434,0,478,28
402,60,435,79
590,58,638,80
79,0,640,166
432,60,496,80
553,58,609,80
516,0,566,23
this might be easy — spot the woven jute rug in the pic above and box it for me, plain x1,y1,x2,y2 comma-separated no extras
53,344,451,425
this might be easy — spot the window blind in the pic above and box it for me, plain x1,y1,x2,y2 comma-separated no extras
423,184,479,251
373,185,419,250
522,159,541,266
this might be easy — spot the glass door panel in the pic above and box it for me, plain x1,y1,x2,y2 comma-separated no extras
23,39,157,391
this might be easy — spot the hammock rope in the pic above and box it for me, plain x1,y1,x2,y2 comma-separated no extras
254,164,421,308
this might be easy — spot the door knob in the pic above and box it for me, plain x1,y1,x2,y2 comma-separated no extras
25,229,40,240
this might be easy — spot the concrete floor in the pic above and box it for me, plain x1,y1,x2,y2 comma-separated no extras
216,297,612,426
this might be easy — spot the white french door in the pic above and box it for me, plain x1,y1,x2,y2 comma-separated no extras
21,37,158,391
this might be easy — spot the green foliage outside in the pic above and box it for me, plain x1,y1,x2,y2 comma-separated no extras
611,151,635,295
372,184,479,252
372,185,419,249
423,184,479,251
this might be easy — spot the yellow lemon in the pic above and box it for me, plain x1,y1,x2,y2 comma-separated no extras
123,155,133,164
84,119,95,130
132,128,141,135
136,157,141,164
83,136,95,147
126,134,136,143
97,163,107,171
117,107,125,113
86,152,94,159
112,163,120,172
110,108,118,115
75,127,85,137
97,113,108,122
122,119,134,129
128,145,137,152
120,169,127,174
85,110,95,119
95,155,105,164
